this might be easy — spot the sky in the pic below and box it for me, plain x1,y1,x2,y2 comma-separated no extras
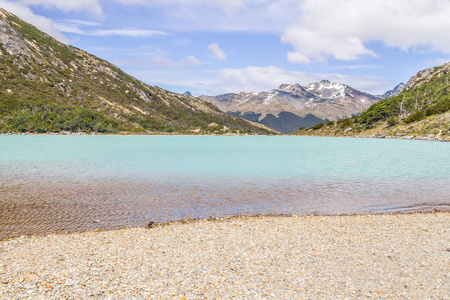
1,0,450,96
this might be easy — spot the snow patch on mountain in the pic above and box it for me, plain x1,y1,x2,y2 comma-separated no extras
264,90,278,104
199,79,388,133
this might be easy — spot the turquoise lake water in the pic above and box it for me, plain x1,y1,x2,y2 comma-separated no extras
1,135,449,238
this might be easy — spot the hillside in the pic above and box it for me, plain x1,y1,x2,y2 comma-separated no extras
200,80,382,134
0,9,275,135
294,62,450,141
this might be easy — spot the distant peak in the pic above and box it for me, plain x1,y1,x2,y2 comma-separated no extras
183,91,192,96
278,83,301,89
306,80,346,90
380,82,405,99
277,83,308,95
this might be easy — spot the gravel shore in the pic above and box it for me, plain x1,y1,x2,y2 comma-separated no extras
1,212,449,299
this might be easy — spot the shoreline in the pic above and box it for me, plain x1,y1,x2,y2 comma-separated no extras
2,209,449,242
294,133,450,142
1,212,449,298
0,131,271,137
2,131,449,142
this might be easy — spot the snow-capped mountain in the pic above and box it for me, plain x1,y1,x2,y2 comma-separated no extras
380,83,405,99
200,80,381,133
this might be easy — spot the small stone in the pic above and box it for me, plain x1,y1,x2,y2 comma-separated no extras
64,280,79,286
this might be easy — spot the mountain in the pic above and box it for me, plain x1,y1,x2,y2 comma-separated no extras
294,62,450,141
0,8,274,135
200,80,381,133
380,83,405,99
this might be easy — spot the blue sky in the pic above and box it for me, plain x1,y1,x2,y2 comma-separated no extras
1,0,450,96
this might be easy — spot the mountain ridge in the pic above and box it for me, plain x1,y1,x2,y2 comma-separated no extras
379,83,405,99
0,8,275,135
294,62,450,141
200,80,388,133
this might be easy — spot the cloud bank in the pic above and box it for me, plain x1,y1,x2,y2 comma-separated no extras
5,0,450,64
207,66,389,95
113,0,450,63
112,0,300,33
282,0,450,63
55,22,169,37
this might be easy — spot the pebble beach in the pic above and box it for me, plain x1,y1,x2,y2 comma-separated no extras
1,212,449,299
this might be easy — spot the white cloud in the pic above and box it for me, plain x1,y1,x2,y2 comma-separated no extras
0,1,68,43
10,0,450,67
18,0,103,16
88,28,168,37
206,66,389,95
111,0,301,33
53,23,85,35
54,21,169,37
64,19,101,26
182,55,202,66
117,65,391,96
89,45,153,54
282,0,450,63
208,43,227,61
111,49,202,69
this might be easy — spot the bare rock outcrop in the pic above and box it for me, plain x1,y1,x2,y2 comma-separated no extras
404,62,450,91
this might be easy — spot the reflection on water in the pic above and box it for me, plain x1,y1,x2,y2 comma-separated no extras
1,136,449,239
1,175,449,240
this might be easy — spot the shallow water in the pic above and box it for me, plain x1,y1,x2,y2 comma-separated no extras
1,135,449,239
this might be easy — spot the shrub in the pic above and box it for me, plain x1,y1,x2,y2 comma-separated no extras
311,123,324,130
387,117,397,127
403,111,425,124
426,100,450,116
337,118,352,128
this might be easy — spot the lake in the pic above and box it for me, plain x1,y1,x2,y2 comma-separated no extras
1,135,449,239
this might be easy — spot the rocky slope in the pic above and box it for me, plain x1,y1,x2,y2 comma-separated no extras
380,83,405,99
201,80,382,133
295,62,450,141
0,8,274,135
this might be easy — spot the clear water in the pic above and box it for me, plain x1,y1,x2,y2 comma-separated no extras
1,135,449,239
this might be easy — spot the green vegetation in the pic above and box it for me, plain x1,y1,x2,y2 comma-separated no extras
386,117,397,127
296,63,450,140
6,13,81,63
337,118,353,129
357,70,450,128
0,95,119,133
0,10,274,135
403,111,425,124
311,123,324,130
